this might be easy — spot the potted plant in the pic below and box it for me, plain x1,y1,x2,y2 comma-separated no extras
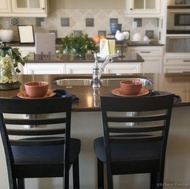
0,44,28,89
60,33,98,58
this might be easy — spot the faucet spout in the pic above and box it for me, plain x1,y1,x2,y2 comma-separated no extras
92,53,114,88
99,55,113,77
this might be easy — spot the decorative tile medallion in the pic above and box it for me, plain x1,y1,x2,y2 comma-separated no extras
98,30,106,37
110,18,118,24
134,18,142,27
35,18,44,26
49,30,58,38
86,18,94,27
61,18,70,27
10,17,19,26
73,30,82,36
146,30,154,39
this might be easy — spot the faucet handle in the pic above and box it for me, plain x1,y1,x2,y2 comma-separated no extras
106,55,113,63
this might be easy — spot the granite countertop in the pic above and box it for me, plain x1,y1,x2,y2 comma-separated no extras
26,53,144,63
8,40,164,48
0,73,190,111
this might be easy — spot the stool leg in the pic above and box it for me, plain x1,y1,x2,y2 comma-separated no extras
151,172,164,189
17,178,25,189
73,157,80,189
97,158,104,189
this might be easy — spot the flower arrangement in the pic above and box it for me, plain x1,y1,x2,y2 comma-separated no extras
12,48,28,73
0,55,17,83
60,33,98,58
0,47,28,84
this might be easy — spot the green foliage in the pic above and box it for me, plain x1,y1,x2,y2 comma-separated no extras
60,33,98,58
12,48,29,73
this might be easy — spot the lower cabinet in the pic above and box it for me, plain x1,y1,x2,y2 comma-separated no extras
164,66,190,73
128,46,163,73
23,62,142,74
105,63,141,74
164,54,190,73
23,63,65,74
65,63,93,74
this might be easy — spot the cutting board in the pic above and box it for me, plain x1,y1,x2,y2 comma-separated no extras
35,33,56,55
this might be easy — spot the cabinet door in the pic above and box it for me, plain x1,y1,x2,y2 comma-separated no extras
0,0,11,13
128,46,163,73
126,0,160,17
24,63,65,74
105,63,141,74
65,63,93,74
11,0,47,17
141,57,162,73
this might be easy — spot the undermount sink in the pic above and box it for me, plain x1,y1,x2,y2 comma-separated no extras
52,74,153,88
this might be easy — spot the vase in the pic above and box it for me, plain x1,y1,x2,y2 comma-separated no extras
72,48,86,59
0,46,20,90
110,23,122,35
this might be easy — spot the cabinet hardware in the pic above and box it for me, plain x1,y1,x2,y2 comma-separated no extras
140,51,151,53
183,60,190,62
168,36,190,39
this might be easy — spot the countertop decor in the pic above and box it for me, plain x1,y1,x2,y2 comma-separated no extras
0,43,29,90
27,53,144,63
59,33,98,58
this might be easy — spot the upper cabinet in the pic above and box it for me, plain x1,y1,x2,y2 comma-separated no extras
0,0,11,13
0,0,48,17
126,0,161,17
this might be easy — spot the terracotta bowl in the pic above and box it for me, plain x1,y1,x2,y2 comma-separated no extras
120,80,142,95
24,81,49,98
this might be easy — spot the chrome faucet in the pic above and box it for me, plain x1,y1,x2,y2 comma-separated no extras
92,53,114,88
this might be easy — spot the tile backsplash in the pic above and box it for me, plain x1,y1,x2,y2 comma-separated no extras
0,8,159,42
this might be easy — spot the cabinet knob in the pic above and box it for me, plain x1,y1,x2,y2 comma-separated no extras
42,7,45,10
130,8,133,10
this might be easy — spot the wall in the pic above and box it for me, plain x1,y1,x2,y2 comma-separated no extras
0,1,159,42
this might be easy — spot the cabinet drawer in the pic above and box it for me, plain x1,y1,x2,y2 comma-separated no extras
164,58,190,65
128,46,163,57
164,66,190,73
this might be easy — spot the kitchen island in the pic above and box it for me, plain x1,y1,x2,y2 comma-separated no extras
22,53,144,74
0,73,190,189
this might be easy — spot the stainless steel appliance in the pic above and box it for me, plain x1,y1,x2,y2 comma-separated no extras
166,34,190,52
167,6,190,34
175,0,190,5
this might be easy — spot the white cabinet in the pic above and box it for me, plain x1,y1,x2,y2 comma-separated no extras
0,0,11,13
0,0,48,17
164,53,190,73
128,46,163,73
65,63,141,74
12,0,47,16
23,62,142,74
24,63,65,74
126,0,161,17
105,63,141,74
65,63,93,74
